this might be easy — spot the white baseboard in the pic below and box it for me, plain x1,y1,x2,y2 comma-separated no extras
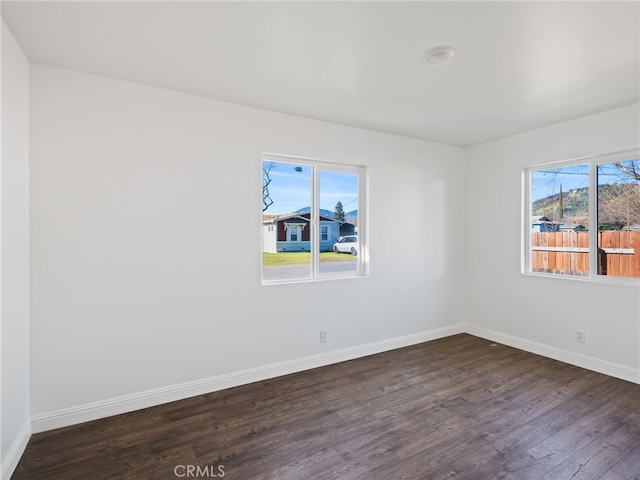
30,322,639,435
31,324,465,433
1,420,31,480
464,324,640,384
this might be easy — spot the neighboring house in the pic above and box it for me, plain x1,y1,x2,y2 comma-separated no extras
532,215,561,232
263,212,355,253
559,223,587,232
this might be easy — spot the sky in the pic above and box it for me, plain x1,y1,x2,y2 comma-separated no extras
263,160,358,215
264,158,638,214
531,164,589,202
531,159,639,202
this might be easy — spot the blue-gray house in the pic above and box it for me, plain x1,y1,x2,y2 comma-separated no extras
263,212,355,253
532,215,561,232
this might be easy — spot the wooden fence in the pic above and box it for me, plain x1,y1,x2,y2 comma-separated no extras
531,231,640,278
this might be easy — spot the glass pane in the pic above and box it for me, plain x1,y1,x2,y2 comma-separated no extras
262,161,312,281
531,164,589,276
319,170,359,274
597,159,640,278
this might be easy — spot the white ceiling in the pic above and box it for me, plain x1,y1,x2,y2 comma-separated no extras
2,1,639,147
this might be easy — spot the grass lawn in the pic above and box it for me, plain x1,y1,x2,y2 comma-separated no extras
263,252,356,266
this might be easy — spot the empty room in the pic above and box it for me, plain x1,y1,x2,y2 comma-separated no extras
1,1,639,479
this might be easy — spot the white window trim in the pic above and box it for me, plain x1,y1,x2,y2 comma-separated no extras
285,223,304,242
523,149,640,287
320,225,329,242
262,153,368,285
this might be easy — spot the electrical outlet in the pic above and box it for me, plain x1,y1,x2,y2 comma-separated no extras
319,330,327,343
576,330,586,344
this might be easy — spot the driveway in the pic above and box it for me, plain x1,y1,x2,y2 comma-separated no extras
263,260,357,281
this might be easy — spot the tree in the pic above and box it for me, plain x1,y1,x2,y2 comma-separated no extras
535,160,640,229
614,161,640,181
334,201,345,221
559,184,563,222
598,183,640,229
262,162,275,212
599,160,640,229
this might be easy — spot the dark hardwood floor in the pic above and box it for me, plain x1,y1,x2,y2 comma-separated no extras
12,334,640,480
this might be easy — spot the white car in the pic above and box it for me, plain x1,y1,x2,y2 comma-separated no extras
333,235,358,255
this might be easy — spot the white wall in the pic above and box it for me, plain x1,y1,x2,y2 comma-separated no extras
464,104,640,382
1,20,31,480
24,58,640,439
29,64,466,430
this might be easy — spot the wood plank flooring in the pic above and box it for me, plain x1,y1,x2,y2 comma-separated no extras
11,334,640,479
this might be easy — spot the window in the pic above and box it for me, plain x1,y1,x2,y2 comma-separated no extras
597,159,640,278
262,154,366,283
526,151,640,282
285,223,304,243
530,163,590,276
320,226,329,242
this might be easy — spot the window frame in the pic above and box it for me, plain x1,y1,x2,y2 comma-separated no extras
524,149,640,286
261,153,368,285
285,223,304,243
320,225,329,242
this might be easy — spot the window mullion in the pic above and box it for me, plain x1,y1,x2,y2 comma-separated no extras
357,171,365,274
311,165,319,277
523,170,532,274
589,162,598,277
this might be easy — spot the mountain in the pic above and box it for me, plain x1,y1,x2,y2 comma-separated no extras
532,187,588,220
533,184,640,228
295,207,358,224
295,207,334,218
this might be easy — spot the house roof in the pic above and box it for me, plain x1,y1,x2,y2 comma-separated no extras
559,223,587,231
532,215,557,223
263,212,348,224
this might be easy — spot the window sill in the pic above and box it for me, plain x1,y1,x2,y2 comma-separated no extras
522,270,640,287
262,274,368,286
